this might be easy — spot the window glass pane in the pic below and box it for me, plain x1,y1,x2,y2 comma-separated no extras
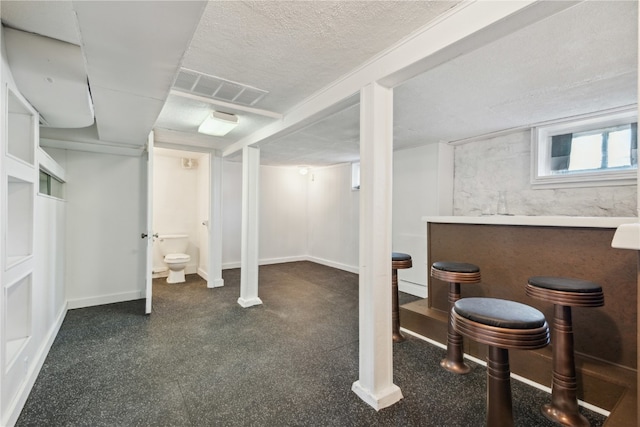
608,128,632,168
50,176,64,199
568,133,602,171
38,169,64,198
351,162,360,190
534,111,637,187
39,170,49,195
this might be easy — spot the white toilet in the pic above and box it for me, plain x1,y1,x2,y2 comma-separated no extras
157,234,191,284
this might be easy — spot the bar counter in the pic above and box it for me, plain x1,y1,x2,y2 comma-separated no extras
401,215,638,425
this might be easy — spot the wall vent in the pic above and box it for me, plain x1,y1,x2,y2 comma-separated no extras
173,68,268,107
181,158,198,169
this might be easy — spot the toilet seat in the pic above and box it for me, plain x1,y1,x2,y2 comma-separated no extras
164,253,190,263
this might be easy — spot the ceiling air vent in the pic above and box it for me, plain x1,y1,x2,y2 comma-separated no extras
173,68,268,107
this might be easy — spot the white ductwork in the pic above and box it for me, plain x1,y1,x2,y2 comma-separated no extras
3,26,94,128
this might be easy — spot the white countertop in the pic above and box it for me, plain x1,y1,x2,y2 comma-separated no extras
421,215,638,228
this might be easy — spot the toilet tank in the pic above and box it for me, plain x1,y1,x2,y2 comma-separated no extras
157,234,189,255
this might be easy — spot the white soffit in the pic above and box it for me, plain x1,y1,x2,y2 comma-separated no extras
3,27,94,128
72,1,207,146
257,103,360,166
1,1,80,45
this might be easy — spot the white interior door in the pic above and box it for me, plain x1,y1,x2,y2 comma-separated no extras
144,131,154,314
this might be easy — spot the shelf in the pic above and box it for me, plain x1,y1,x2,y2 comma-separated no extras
7,88,35,166
5,274,31,369
6,337,29,371
6,157,35,184
6,255,30,270
6,178,34,265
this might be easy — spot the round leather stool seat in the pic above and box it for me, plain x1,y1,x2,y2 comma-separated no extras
452,297,549,427
453,298,550,349
526,276,604,307
431,261,481,283
391,252,412,343
392,252,412,268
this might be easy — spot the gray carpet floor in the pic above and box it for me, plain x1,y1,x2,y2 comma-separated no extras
17,261,606,426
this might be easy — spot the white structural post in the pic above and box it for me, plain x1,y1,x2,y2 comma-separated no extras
238,146,263,308
352,82,402,410
208,153,224,288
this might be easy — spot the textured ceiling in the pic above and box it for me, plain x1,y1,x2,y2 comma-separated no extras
1,1,637,166
393,0,638,148
181,1,458,114
154,1,459,147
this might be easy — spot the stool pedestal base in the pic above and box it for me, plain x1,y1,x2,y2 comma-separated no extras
441,282,470,374
541,403,589,427
542,305,590,427
392,266,405,343
487,346,514,427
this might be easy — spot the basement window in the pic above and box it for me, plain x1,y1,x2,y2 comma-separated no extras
532,109,637,188
39,169,64,199
351,162,360,190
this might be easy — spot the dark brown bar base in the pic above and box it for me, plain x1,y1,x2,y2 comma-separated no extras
401,299,636,426
401,220,639,426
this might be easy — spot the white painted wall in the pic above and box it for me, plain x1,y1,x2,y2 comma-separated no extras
34,193,66,340
65,150,146,308
454,129,637,216
152,152,202,276
393,143,453,297
259,165,308,264
307,163,359,272
222,161,242,267
221,161,308,268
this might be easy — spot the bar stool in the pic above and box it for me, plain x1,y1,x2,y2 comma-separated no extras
431,261,481,373
452,297,550,427
392,252,412,343
526,276,604,427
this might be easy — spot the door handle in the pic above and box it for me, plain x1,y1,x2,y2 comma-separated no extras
141,233,159,239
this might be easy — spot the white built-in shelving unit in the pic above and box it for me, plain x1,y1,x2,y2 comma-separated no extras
2,82,37,405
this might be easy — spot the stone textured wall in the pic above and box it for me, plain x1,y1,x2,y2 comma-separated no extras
453,130,637,217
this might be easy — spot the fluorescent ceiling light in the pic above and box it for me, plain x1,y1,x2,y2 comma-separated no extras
198,111,238,136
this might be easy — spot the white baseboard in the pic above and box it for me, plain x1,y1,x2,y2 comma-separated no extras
222,256,358,274
306,256,359,274
351,380,403,411
222,261,240,270
398,280,427,298
259,255,307,265
208,278,224,288
4,304,67,427
222,256,308,271
237,296,263,308
67,290,143,310
199,268,224,288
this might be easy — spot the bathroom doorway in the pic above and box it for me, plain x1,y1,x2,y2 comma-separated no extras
152,147,211,285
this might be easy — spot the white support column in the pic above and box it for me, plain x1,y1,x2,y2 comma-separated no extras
238,146,262,308
352,82,402,410
208,153,224,288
